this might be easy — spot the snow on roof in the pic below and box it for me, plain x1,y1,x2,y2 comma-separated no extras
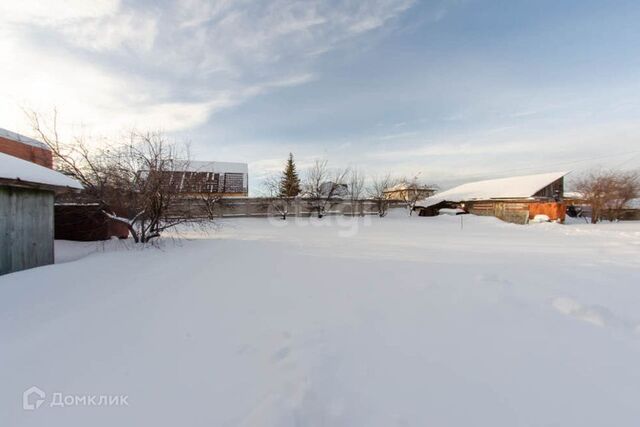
563,191,585,200
384,182,437,192
0,152,83,189
417,171,568,207
172,160,248,174
0,128,50,150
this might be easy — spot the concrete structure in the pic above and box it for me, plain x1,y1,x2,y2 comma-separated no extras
415,171,568,224
0,152,82,275
168,196,404,218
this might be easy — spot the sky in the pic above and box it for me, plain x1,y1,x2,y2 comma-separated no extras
2,0,640,193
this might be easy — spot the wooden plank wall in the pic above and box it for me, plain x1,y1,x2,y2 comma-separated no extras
168,197,406,219
529,203,566,222
466,200,565,224
0,186,55,275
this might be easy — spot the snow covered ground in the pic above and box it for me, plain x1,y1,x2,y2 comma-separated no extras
2,211,640,426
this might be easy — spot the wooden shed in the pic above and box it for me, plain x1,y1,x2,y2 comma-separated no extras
54,199,129,241
414,171,568,224
0,152,82,275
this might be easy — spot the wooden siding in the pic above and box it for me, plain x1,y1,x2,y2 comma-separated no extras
1,186,54,275
465,200,565,224
55,205,129,241
167,197,405,218
529,202,566,221
533,177,563,199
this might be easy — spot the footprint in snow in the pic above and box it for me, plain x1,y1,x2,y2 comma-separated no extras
551,297,640,333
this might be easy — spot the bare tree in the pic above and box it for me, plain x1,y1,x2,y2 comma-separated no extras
397,175,438,215
28,110,200,243
28,108,106,192
263,175,294,220
304,159,349,218
347,168,366,216
199,192,222,220
572,169,640,223
368,174,398,217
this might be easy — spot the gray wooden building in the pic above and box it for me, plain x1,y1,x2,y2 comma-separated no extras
1,152,82,275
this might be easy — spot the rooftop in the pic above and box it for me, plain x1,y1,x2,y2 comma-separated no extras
0,128,49,151
384,182,437,192
417,171,568,207
172,160,248,174
0,152,82,190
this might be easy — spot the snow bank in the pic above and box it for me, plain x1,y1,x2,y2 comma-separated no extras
438,208,466,215
530,214,551,222
1,216,640,426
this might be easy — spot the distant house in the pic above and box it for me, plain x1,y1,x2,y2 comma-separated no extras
383,182,437,201
158,160,249,197
319,181,349,198
55,159,250,239
0,152,82,275
415,171,568,224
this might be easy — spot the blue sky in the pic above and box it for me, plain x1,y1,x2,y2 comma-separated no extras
2,0,640,192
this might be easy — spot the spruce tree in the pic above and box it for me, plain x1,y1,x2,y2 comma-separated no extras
279,153,301,197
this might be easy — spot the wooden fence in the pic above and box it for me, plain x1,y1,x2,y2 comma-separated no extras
169,197,406,218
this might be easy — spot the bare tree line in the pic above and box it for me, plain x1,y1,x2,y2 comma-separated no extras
27,110,203,243
29,109,436,242
571,169,640,223
33,109,640,234
263,158,437,218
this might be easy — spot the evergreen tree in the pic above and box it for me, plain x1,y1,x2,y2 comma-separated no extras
279,153,301,197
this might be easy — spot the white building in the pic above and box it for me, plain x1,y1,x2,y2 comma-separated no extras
168,160,249,197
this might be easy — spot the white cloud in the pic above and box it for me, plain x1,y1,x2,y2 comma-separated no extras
57,11,158,52
0,0,120,23
0,0,415,137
